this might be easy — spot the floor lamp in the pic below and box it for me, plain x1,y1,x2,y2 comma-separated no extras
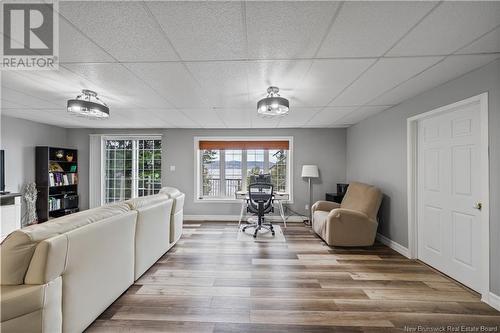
301,165,319,226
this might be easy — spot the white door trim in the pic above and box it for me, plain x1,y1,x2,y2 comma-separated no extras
407,92,490,302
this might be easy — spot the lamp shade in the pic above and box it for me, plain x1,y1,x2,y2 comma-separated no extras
301,165,319,178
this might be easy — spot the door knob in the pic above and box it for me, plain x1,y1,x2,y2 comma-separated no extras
473,202,482,210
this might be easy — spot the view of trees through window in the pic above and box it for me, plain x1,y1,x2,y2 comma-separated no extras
104,138,161,203
200,147,288,198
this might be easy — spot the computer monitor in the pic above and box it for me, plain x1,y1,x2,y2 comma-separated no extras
249,173,271,185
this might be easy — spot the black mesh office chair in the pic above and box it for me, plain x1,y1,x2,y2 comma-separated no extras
242,182,274,238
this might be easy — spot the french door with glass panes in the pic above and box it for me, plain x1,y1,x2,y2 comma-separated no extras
103,137,161,204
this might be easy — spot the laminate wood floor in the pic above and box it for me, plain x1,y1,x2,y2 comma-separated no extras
87,222,500,332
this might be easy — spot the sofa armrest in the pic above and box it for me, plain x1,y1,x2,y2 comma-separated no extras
1,276,62,332
312,201,341,213
325,208,378,246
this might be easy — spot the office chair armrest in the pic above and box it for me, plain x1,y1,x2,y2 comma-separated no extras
312,201,340,213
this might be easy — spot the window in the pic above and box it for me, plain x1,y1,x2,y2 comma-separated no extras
196,137,292,200
103,137,162,203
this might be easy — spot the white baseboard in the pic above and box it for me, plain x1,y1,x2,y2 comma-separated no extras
486,292,500,311
184,214,305,222
376,233,410,258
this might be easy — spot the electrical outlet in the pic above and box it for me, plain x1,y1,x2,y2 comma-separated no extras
305,204,309,211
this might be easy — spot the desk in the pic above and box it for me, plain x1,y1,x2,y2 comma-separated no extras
236,191,289,227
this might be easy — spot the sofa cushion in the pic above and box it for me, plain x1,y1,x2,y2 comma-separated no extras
125,193,169,210
159,186,181,198
0,203,130,285
341,182,382,220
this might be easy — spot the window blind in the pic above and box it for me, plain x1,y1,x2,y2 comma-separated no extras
198,140,289,150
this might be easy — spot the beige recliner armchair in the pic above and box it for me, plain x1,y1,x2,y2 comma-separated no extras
312,182,382,246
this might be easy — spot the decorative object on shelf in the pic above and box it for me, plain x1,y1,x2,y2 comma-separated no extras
49,162,64,172
67,89,110,119
65,152,74,162
23,182,38,226
257,86,290,117
55,150,64,159
301,165,319,226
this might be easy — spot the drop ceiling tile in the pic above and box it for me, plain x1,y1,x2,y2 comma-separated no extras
148,109,201,128
174,108,226,128
147,1,246,61
246,60,312,100
306,106,357,126
1,109,82,128
335,105,392,125
59,1,178,61
246,1,340,59
294,58,377,106
2,67,99,109
186,61,249,108
1,98,30,109
372,54,500,106
277,107,322,127
58,17,114,63
214,108,252,128
1,83,62,109
457,26,500,55
125,63,208,108
331,56,443,106
251,112,282,129
388,2,500,56
317,1,436,57
63,63,172,109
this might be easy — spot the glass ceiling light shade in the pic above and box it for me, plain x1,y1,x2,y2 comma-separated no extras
67,89,109,119
257,86,289,116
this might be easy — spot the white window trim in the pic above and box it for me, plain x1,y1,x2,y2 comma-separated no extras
100,134,162,205
193,136,294,203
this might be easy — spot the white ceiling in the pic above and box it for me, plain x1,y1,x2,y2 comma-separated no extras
1,1,499,129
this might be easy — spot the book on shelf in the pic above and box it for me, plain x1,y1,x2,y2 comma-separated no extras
49,197,61,211
49,172,78,186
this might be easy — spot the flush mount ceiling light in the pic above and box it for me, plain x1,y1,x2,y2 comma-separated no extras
67,89,109,119
257,86,289,117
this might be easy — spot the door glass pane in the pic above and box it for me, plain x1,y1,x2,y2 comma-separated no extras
104,139,133,203
137,139,162,197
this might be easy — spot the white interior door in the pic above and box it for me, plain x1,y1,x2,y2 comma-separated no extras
417,100,482,291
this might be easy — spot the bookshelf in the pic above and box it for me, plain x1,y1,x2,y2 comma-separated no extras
36,146,79,222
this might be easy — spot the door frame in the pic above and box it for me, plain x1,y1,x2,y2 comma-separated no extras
407,92,490,301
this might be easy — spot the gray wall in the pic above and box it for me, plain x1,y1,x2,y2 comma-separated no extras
67,128,347,217
346,59,500,294
0,116,69,224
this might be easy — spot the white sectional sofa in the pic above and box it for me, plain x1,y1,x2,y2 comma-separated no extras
0,187,184,333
